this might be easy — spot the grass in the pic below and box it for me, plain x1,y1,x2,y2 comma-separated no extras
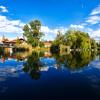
15,43,50,52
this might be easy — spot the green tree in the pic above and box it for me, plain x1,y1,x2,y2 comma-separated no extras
53,31,64,46
23,20,43,47
16,37,21,46
50,31,64,53
90,39,97,49
65,29,92,50
97,41,100,50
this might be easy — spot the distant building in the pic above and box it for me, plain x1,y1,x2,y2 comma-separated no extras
2,39,16,46
44,41,52,48
0,36,25,47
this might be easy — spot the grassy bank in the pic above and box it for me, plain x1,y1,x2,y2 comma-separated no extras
15,43,50,52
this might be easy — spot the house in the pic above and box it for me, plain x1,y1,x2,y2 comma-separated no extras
44,41,52,48
2,39,16,46
1,36,26,47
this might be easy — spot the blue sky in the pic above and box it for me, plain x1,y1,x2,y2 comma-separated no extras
0,0,100,40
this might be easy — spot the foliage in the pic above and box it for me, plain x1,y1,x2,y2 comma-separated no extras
91,39,97,49
50,44,60,54
53,31,64,46
23,20,44,47
96,41,100,50
50,31,63,53
52,51,96,70
52,29,97,50
65,29,91,49
39,41,44,47
16,38,21,45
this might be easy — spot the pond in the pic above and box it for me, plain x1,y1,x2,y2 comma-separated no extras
0,51,100,100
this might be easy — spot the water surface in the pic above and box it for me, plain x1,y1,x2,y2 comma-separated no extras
0,51,100,100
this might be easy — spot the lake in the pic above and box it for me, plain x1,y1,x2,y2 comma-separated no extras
0,51,100,100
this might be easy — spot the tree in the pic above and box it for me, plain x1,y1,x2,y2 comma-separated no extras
23,20,43,47
53,31,64,45
90,39,97,49
64,29,92,50
96,41,100,50
51,29,97,51
50,31,64,53
16,37,21,46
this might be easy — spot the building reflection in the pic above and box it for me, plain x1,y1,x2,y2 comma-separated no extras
0,49,32,63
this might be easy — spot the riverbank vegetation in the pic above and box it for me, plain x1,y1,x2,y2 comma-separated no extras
13,19,100,53
51,29,97,53
23,20,100,52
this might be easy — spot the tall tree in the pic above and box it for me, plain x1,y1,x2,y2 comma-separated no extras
65,29,92,49
23,20,43,47
53,31,64,46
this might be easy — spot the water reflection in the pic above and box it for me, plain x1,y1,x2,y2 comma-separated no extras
0,51,32,62
0,50,99,81
21,51,97,80
52,51,96,71
0,50,100,97
23,52,44,80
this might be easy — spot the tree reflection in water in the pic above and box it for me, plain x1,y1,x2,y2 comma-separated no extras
23,51,97,80
53,51,96,71
23,52,44,80
0,49,98,80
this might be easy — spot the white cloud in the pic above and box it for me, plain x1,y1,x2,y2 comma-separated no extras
0,15,25,38
35,4,100,41
86,15,100,25
81,23,88,26
53,27,68,35
41,26,68,40
85,28,93,34
0,15,99,41
90,29,100,40
67,23,100,40
90,5,100,15
77,27,100,40
0,5,8,13
84,5,100,25
75,4,100,40
41,26,68,34
0,16,68,40
70,24,84,29
41,26,53,33
40,25,100,41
